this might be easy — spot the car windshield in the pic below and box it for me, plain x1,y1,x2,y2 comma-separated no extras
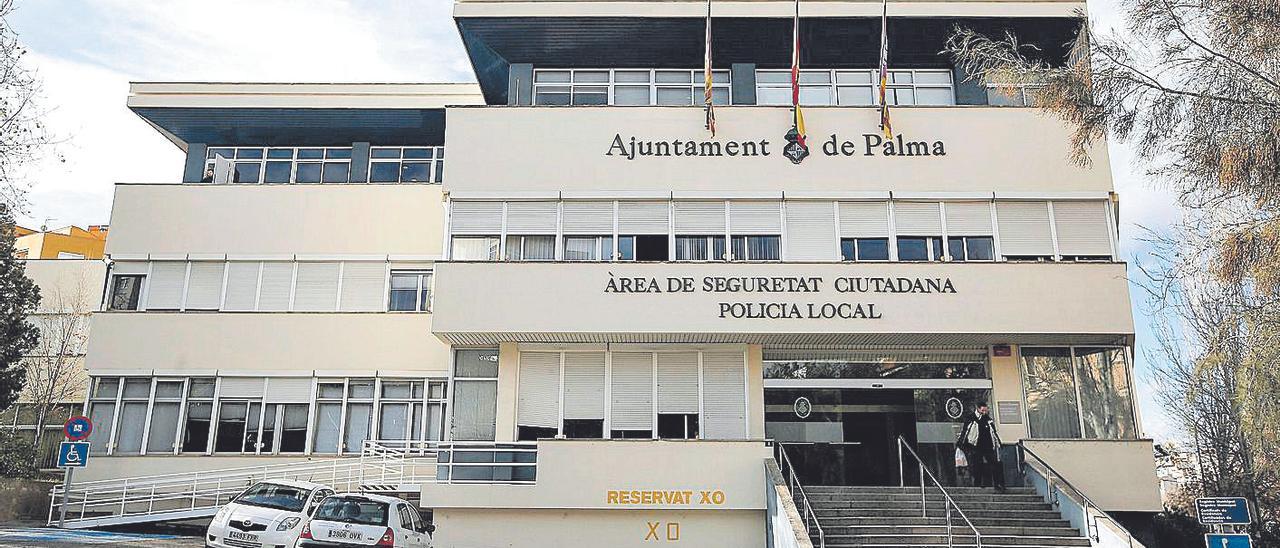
233,482,311,512
314,497,389,526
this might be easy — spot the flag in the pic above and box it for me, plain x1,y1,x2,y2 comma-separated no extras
878,0,893,139
783,0,810,164
703,0,716,136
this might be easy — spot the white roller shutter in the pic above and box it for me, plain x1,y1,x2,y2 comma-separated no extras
701,351,746,440
340,262,386,312
1052,201,1113,257
257,262,294,311
219,377,265,398
223,262,260,311
450,201,503,235
617,202,670,234
839,202,890,238
265,377,313,403
517,352,561,429
944,202,994,235
293,262,340,311
610,352,654,430
505,201,559,234
997,201,1055,256
785,201,837,261
730,201,781,233
674,201,725,234
184,262,225,310
146,262,186,310
112,262,149,275
562,201,614,234
563,352,606,420
894,202,942,235
657,353,699,414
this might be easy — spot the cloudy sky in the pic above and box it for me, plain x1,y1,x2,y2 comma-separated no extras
10,0,1181,439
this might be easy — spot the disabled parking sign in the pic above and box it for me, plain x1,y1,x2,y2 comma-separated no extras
57,442,90,468
1206,534,1251,548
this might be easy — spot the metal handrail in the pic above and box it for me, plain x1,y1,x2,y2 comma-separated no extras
1017,442,1137,548
774,443,825,548
896,436,983,548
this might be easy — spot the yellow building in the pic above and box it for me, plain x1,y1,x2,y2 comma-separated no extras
14,225,108,260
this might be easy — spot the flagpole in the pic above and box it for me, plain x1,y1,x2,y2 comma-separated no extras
878,0,893,138
704,0,716,136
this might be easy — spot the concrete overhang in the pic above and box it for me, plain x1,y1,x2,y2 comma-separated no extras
127,82,485,150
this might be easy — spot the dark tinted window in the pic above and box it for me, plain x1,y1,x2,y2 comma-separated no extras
235,482,311,512
315,498,389,526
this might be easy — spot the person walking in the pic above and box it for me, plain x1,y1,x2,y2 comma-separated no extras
957,402,1006,492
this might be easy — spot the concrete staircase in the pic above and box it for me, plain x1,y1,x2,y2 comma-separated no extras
805,486,1092,548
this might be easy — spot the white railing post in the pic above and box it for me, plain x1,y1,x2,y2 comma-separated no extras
946,502,953,548
119,479,128,517
919,465,926,518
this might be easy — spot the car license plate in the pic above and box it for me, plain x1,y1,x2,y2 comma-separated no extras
328,529,364,541
227,530,259,542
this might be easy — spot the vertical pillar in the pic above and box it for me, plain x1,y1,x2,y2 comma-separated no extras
494,342,520,442
183,143,208,183
731,63,757,105
350,142,370,183
989,345,1028,441
746,344,766,439
508,64,534,106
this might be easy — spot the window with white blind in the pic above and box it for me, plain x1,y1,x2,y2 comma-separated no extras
126,260,419,313
508,349,748,441
1052,201,1113,259
839,202,891,262
785,201,838,261
997,201,1056,260
729,201,782,261
894,202,945,262
944,202,996,262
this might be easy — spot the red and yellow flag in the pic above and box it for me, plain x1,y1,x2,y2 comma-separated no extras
704,0,716,136
878,0,893,139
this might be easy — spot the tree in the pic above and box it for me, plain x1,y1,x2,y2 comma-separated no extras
944,0,1280,542
23,268,89,464
0,202,38,410
0,0,58,210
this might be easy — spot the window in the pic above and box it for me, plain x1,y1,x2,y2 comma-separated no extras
675,235,726,261
631,235,664,261
840,238,890,261
1020,346,1136,440
564,236,614,261
504,235,555,261
986,83,1046,106
426,380,448,441
730,236,780,261
756,69,954,106
368,147,445,184
451,349,499,441
946,236,995,262
108,275,143,311
312,382,344,454
389,271,433,312
182,378,215,453
145,381,184,454
451,236,500,261
378,381,425,441
86,377,119,455
205,147,352,184
896,236,944,262
533,69,730,106
343,380,375,453
658,414,700,440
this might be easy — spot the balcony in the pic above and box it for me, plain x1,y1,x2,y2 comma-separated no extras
85,313,449,375
430,261,1134,346
106,183,446,257
443,106,1113,196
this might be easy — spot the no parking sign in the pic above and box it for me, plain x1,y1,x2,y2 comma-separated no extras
63,416,92,441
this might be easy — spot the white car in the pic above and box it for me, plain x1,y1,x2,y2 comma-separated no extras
206,479,335,548
296,493,433,548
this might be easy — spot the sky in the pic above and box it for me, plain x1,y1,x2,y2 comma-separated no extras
9,1,1182,440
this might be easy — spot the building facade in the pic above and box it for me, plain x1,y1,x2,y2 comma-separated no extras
15,225,108,260
80,0,1160,545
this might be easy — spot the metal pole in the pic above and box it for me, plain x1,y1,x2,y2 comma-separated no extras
898,440,904,488
920,465,927,518
58,467,73,528
946,503,953,548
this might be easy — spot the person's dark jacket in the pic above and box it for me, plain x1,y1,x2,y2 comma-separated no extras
956,411,1002,458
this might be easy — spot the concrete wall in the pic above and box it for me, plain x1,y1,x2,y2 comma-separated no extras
431,262,1135,344
1022,439,1162,512
25,260,106,314
423,440,770,510
443,106,1113,195
989,346,1028,440
85,313,449,375
106,184,446,257
433,508,764,548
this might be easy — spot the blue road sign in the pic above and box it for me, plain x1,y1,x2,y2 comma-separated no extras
1197,497,1252,525
1206,534,1251,548
56,442,89,468
63,416,92,441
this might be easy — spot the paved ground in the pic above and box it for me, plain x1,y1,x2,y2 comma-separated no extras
0,527,203,547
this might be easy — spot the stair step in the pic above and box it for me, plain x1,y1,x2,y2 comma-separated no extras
806,493,1046,503
817,517,1072,529
811,500,1055,511
806,486,1036,494
820,526,1083,536
813,509,1066,519
813,534,1091,547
